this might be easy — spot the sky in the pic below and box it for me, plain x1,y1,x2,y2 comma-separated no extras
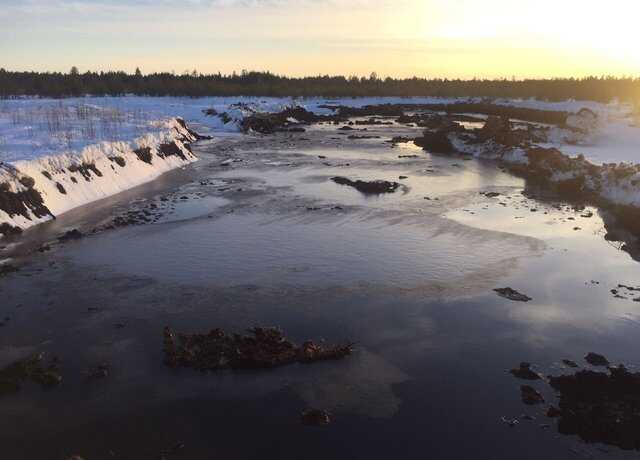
1,0,639,79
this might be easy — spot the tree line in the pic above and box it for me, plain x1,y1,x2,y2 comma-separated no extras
1,68,638,103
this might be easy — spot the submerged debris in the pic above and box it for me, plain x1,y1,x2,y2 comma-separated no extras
331,177,400,195
163,326,353,370
520,385,545,405
501,416,520,428
584,352,609,366
546,405,562,418
0,353,62,395
85,363,110,380
58,229,83,242
510,362,542,380
301,408,331,426
549,366,640,450
494,288,532,302
0,263,19,277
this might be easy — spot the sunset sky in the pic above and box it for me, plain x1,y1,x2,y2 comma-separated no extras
2,0,639,78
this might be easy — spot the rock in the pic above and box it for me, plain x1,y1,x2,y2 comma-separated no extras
510,362,542,380
494,288,532,302
584,352,609,366
520,385,544,405
331,177,400,195
301,409,331,426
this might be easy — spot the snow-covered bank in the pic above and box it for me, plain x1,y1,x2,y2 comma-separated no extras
0,118,200,236
436,110,640,209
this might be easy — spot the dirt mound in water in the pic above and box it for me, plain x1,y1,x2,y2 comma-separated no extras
322,102,568,125
241,107,340,134
0,353,62,396
163,326,353,370
549,366,640,450
331,177,401,195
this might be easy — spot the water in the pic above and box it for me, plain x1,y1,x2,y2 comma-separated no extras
2,137,640,459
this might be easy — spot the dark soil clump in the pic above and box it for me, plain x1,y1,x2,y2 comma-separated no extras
301,409,331,426
58,229,83,242
163,326,353,370
511,362,542,380
158,142,187,161
494,287,532,302
585,352,609,366
331,176,400,195
521,385,545,404
68,162,103,181
549,366,640,450
0,263,19,277
0,353,62,396
413,129,455,154
134,147,153,164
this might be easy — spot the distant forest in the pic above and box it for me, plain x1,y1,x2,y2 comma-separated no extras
1,68,639,103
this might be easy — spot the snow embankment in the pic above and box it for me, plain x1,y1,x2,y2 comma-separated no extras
0,118,200,237
445,109,640,208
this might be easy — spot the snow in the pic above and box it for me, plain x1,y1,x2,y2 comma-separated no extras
1,95,639,236
0,118,198,235
2,96,637,165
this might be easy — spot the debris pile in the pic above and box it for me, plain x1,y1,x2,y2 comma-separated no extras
494,287,532,302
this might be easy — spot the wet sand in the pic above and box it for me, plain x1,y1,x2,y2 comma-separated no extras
2,121,640,459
